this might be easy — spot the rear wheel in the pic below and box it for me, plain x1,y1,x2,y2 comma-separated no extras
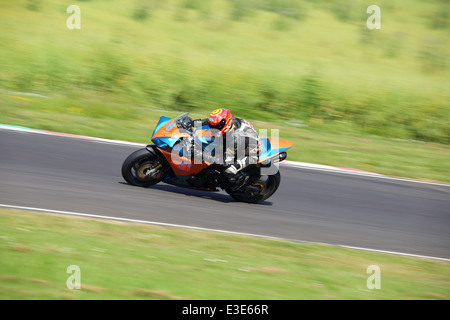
226,170,281,203
121,148,166,187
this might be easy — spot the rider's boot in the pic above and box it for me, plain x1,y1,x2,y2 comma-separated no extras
223,158,249,189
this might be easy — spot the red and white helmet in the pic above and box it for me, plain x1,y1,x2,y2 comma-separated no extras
208,108,234,137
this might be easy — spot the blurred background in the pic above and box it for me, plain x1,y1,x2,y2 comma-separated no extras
0,0,449,181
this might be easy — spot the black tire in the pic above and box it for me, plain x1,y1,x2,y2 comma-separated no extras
121,148,165,187
226,170,281,203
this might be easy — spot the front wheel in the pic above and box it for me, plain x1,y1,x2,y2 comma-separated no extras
226,170,281,203
121,148,166,187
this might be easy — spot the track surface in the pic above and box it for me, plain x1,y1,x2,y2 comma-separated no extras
1,129,449,259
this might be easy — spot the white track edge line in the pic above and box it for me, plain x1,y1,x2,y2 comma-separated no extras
1,203,449,262
0,124,145,147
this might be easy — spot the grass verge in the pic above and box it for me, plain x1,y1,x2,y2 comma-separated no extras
0,208,449,300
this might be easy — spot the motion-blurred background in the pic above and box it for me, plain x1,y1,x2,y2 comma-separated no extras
1,0,449,181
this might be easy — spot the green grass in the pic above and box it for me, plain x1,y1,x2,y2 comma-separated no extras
0,208,449,300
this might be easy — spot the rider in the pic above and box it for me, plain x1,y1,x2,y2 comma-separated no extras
183,108,261,186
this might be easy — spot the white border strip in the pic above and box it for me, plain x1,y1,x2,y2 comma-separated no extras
1,203,449,262
1,124,449,187
282,160,450,187
282,160,383,176
0,124,145,147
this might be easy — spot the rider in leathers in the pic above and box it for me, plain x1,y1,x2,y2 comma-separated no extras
181,108,261,186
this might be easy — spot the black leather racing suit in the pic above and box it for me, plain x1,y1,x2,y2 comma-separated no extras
190,116,261,178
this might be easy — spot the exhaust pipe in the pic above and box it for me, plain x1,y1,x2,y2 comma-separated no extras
260,152,287,167
277,152,287,162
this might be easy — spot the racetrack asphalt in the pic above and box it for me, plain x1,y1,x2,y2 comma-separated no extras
1,128,449,260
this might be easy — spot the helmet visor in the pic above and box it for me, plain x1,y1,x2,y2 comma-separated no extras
209,118,226,131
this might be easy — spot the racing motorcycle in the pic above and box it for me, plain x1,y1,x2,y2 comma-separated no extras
121,113,292,203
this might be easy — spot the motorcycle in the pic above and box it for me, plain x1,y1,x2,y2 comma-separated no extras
121,113,292,203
